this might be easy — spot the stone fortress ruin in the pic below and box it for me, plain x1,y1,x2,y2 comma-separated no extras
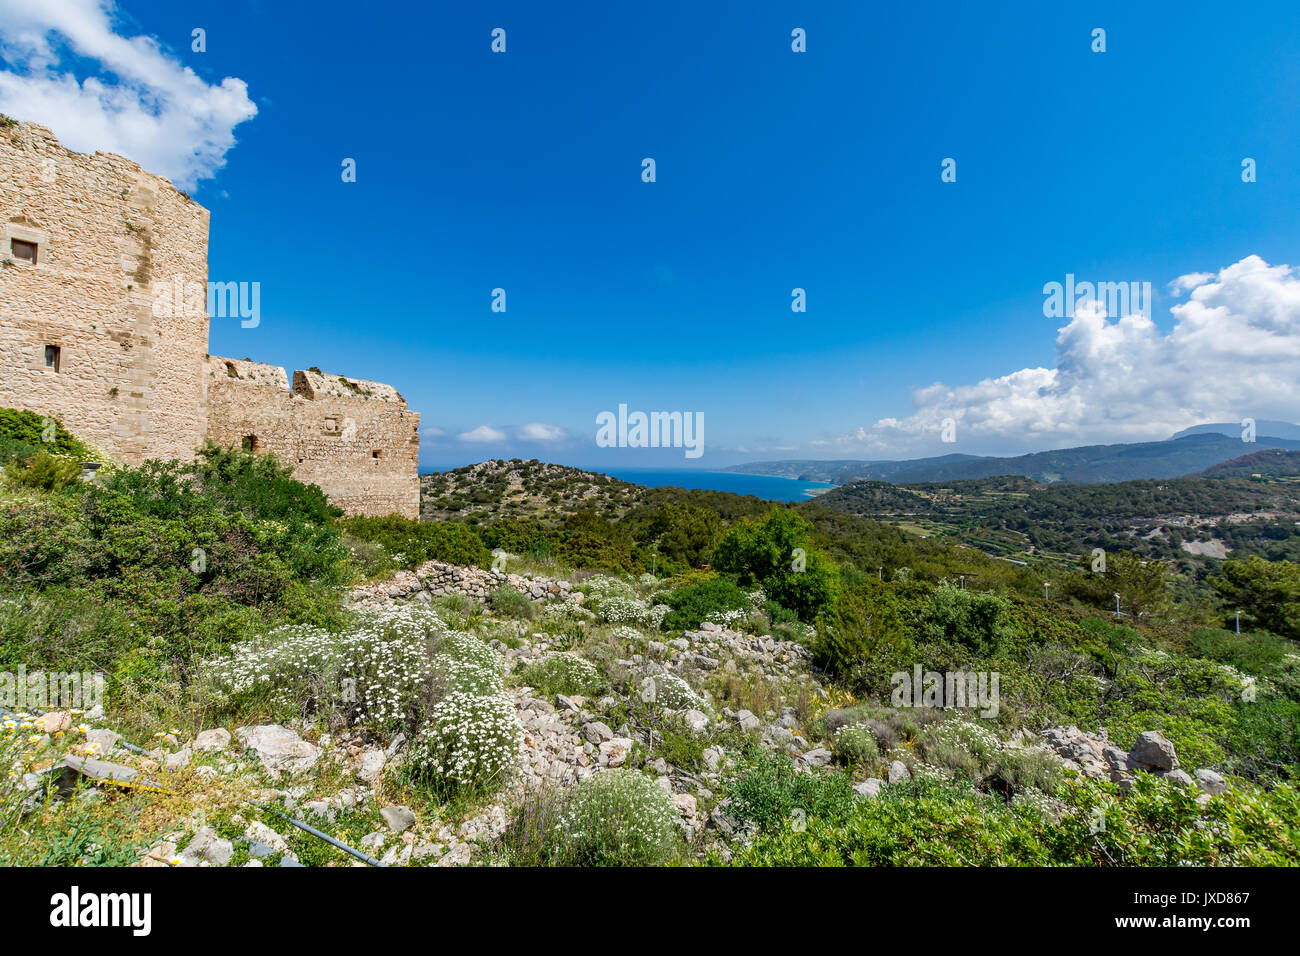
0,121,419,518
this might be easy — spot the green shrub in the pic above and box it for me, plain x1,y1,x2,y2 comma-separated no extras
547,769,680,866
833,724,879,765
917,582,1017,656
519,652,600,697
725,747,858,834
719,775,1300,867
1211,556,1300,641
812,579,913,684
339,514,492,569
661,577,751,630
3,450,83,491
0,407,93,461
711,509,839,621
489,583,535,620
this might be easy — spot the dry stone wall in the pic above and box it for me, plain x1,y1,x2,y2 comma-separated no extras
0,122,419,518
350,560,576,606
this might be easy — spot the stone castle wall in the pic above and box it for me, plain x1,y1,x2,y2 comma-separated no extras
0,122,418,518
0,122,211,462
204,358,419,518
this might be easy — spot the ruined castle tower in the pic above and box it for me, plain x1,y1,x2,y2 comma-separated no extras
0,122,419,518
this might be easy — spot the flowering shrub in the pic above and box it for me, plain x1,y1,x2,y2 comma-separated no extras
833,724,879,765
651,672,703,711
431,654,504,696
580,576,638,605
918,717,1001,777
549,769,679,866
409,691,522,799
705,608,745,627
437,631,501,675
519,652,600,697
202,606,447,732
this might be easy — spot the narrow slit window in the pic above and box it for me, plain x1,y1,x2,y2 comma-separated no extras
242,435,257,453
11,239,37,264
44,345,61,372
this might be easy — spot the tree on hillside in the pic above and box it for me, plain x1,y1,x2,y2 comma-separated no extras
1106,551,1169,620
1212,556,1300,641
711,509,839,620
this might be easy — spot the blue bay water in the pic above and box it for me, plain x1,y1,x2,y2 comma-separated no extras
599,469,832,502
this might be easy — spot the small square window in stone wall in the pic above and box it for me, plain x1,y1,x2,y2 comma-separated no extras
12,239,37,263
44,345,61,372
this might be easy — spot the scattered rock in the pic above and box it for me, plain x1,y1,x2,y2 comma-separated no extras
598,737,632,768
1195,768,1229,796
888,760,911,784
380,805,416,833
1128,731,1179,772
164,747,192,772
193,729,231,753
854,778,885,798
235,725,321,778
353,748,386,784
180,826,233,866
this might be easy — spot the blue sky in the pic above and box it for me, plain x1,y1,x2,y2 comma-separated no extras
3,0,1299,469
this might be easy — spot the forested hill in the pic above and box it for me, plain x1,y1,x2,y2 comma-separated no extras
727,432,1300,485
814,473,1300,565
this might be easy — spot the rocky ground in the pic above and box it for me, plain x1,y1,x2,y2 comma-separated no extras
12,560,1233,867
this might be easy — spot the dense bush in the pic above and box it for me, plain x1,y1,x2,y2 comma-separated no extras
711,509,839,620
339,514,492,569
812,578,913,684
661,577,752,630
4,450,83,491
724,747,858,834
200,605,447,732
917,582,1017,656
720,775,1300,866
546,769,680,866
833,724,879,765
409,691,522,800
518,652,600,697
0,407,94,462
489,583,535,620
1212,556,1300,641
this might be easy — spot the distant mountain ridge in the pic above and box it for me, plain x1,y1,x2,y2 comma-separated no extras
727,429,1300,485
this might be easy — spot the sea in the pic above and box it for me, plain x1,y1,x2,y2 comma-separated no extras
418,466,833,502
599,469,832,502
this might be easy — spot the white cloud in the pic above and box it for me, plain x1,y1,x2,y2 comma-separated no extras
420,426,445,438
458,425,507,443
515,423,567,442
0,0,256,189
831,255,1300,455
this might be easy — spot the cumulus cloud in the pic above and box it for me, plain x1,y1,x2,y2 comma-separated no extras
0,0,256,189
831,255,1300,455
458,425,507,443
515,423,567,442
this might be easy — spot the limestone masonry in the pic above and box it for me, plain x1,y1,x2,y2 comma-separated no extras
0,122,419,517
